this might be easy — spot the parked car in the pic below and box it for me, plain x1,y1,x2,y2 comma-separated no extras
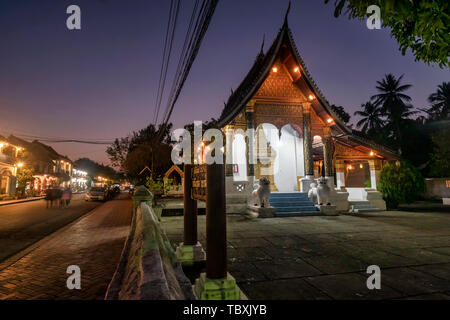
85,187,108,202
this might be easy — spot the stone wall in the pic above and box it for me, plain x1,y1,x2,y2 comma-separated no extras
425,178,450,199
105,202,195,300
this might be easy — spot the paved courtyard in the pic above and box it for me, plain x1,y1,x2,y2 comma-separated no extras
163,210,450,300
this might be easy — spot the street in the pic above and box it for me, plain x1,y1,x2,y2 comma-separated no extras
0,194,102,262
0,193,132,299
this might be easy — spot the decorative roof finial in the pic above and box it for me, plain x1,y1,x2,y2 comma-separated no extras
284,1,291,26
259,34,265,55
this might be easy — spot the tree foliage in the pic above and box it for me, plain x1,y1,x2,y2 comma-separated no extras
330,105,351,123
107,123,175,184
379,161,426,208
422,82,450,121
325,0,450,67
354,102,384,134
429,128,450,177
16,168,34,196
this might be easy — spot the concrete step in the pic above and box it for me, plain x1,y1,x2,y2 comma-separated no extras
275,211,322,217
275,206,319,213
349,200,381,213
269,201,317,207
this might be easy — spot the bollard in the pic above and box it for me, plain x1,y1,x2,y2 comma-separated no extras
193,163,245,300
176,164,205,265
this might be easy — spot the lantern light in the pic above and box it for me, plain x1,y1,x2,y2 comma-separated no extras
272,67,278,73
17,162,24,168
370,151,375,156
308,94,315,101
327,118,333,124
347,164,353,170
294,67,299,73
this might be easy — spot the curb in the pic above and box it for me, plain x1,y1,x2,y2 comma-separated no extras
0,197,44,207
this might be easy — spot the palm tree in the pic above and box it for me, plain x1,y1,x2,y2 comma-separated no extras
426,82,450,121
371,74,417,154
354,102,384,134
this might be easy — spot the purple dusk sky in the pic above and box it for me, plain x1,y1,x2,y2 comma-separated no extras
0,0,448,165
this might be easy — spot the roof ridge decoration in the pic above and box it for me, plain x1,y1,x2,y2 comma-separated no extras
284,1,291,26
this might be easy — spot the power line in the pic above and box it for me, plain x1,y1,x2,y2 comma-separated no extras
153,0,181,125
0,131,114,144
158,0,219,141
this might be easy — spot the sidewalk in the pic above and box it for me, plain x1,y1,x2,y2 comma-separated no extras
0,191,86,207
0,197,44,206
0,194,132,300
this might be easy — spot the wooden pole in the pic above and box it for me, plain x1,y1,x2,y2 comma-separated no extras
206,163,227,279
183,164,198,246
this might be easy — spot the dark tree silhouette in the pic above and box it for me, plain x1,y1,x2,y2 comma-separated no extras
424,82,450,121
354,102,384,135
371,74,417,154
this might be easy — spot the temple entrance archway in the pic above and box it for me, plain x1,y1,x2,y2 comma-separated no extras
232,134,247,181
275,124,304,192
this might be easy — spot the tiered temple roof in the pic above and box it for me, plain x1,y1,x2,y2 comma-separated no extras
218,19,398,160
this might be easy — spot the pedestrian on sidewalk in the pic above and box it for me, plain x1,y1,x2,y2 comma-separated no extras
61,188,71,208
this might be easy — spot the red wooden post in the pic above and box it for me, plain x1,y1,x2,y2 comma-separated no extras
183,164,197,246
205,163,227,279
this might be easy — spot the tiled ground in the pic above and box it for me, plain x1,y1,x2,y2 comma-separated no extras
0,194,132,300
162,210,450,300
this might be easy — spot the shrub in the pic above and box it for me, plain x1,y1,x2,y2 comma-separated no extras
379,161,426,208
429,128,450,178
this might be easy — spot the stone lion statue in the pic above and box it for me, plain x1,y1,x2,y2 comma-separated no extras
316,177,331,205
252,177,271,207
308,182,318,204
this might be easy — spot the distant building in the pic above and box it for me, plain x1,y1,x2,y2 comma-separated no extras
72,168,88,191
7,136,73,193
0,135,23,196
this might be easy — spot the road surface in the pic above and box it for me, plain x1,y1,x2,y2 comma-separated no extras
0,193,132,299
0,193,102,262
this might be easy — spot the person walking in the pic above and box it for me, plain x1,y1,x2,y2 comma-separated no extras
61,188,71,208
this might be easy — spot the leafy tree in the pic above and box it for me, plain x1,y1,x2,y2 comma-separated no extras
330,105,351,124
429,128,450,177
106,123,174,178
324,0,450,67
354,102,384,134
371,74,417,153
379,161,426,208
423,82,450,121
106,137,130,169
16,168,34,197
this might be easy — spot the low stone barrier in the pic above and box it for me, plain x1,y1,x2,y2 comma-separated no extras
425,178,450,200
105,201,195,300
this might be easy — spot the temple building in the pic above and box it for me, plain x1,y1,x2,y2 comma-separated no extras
217,19,398,216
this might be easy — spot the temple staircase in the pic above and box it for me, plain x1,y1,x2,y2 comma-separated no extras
269,192,321,217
